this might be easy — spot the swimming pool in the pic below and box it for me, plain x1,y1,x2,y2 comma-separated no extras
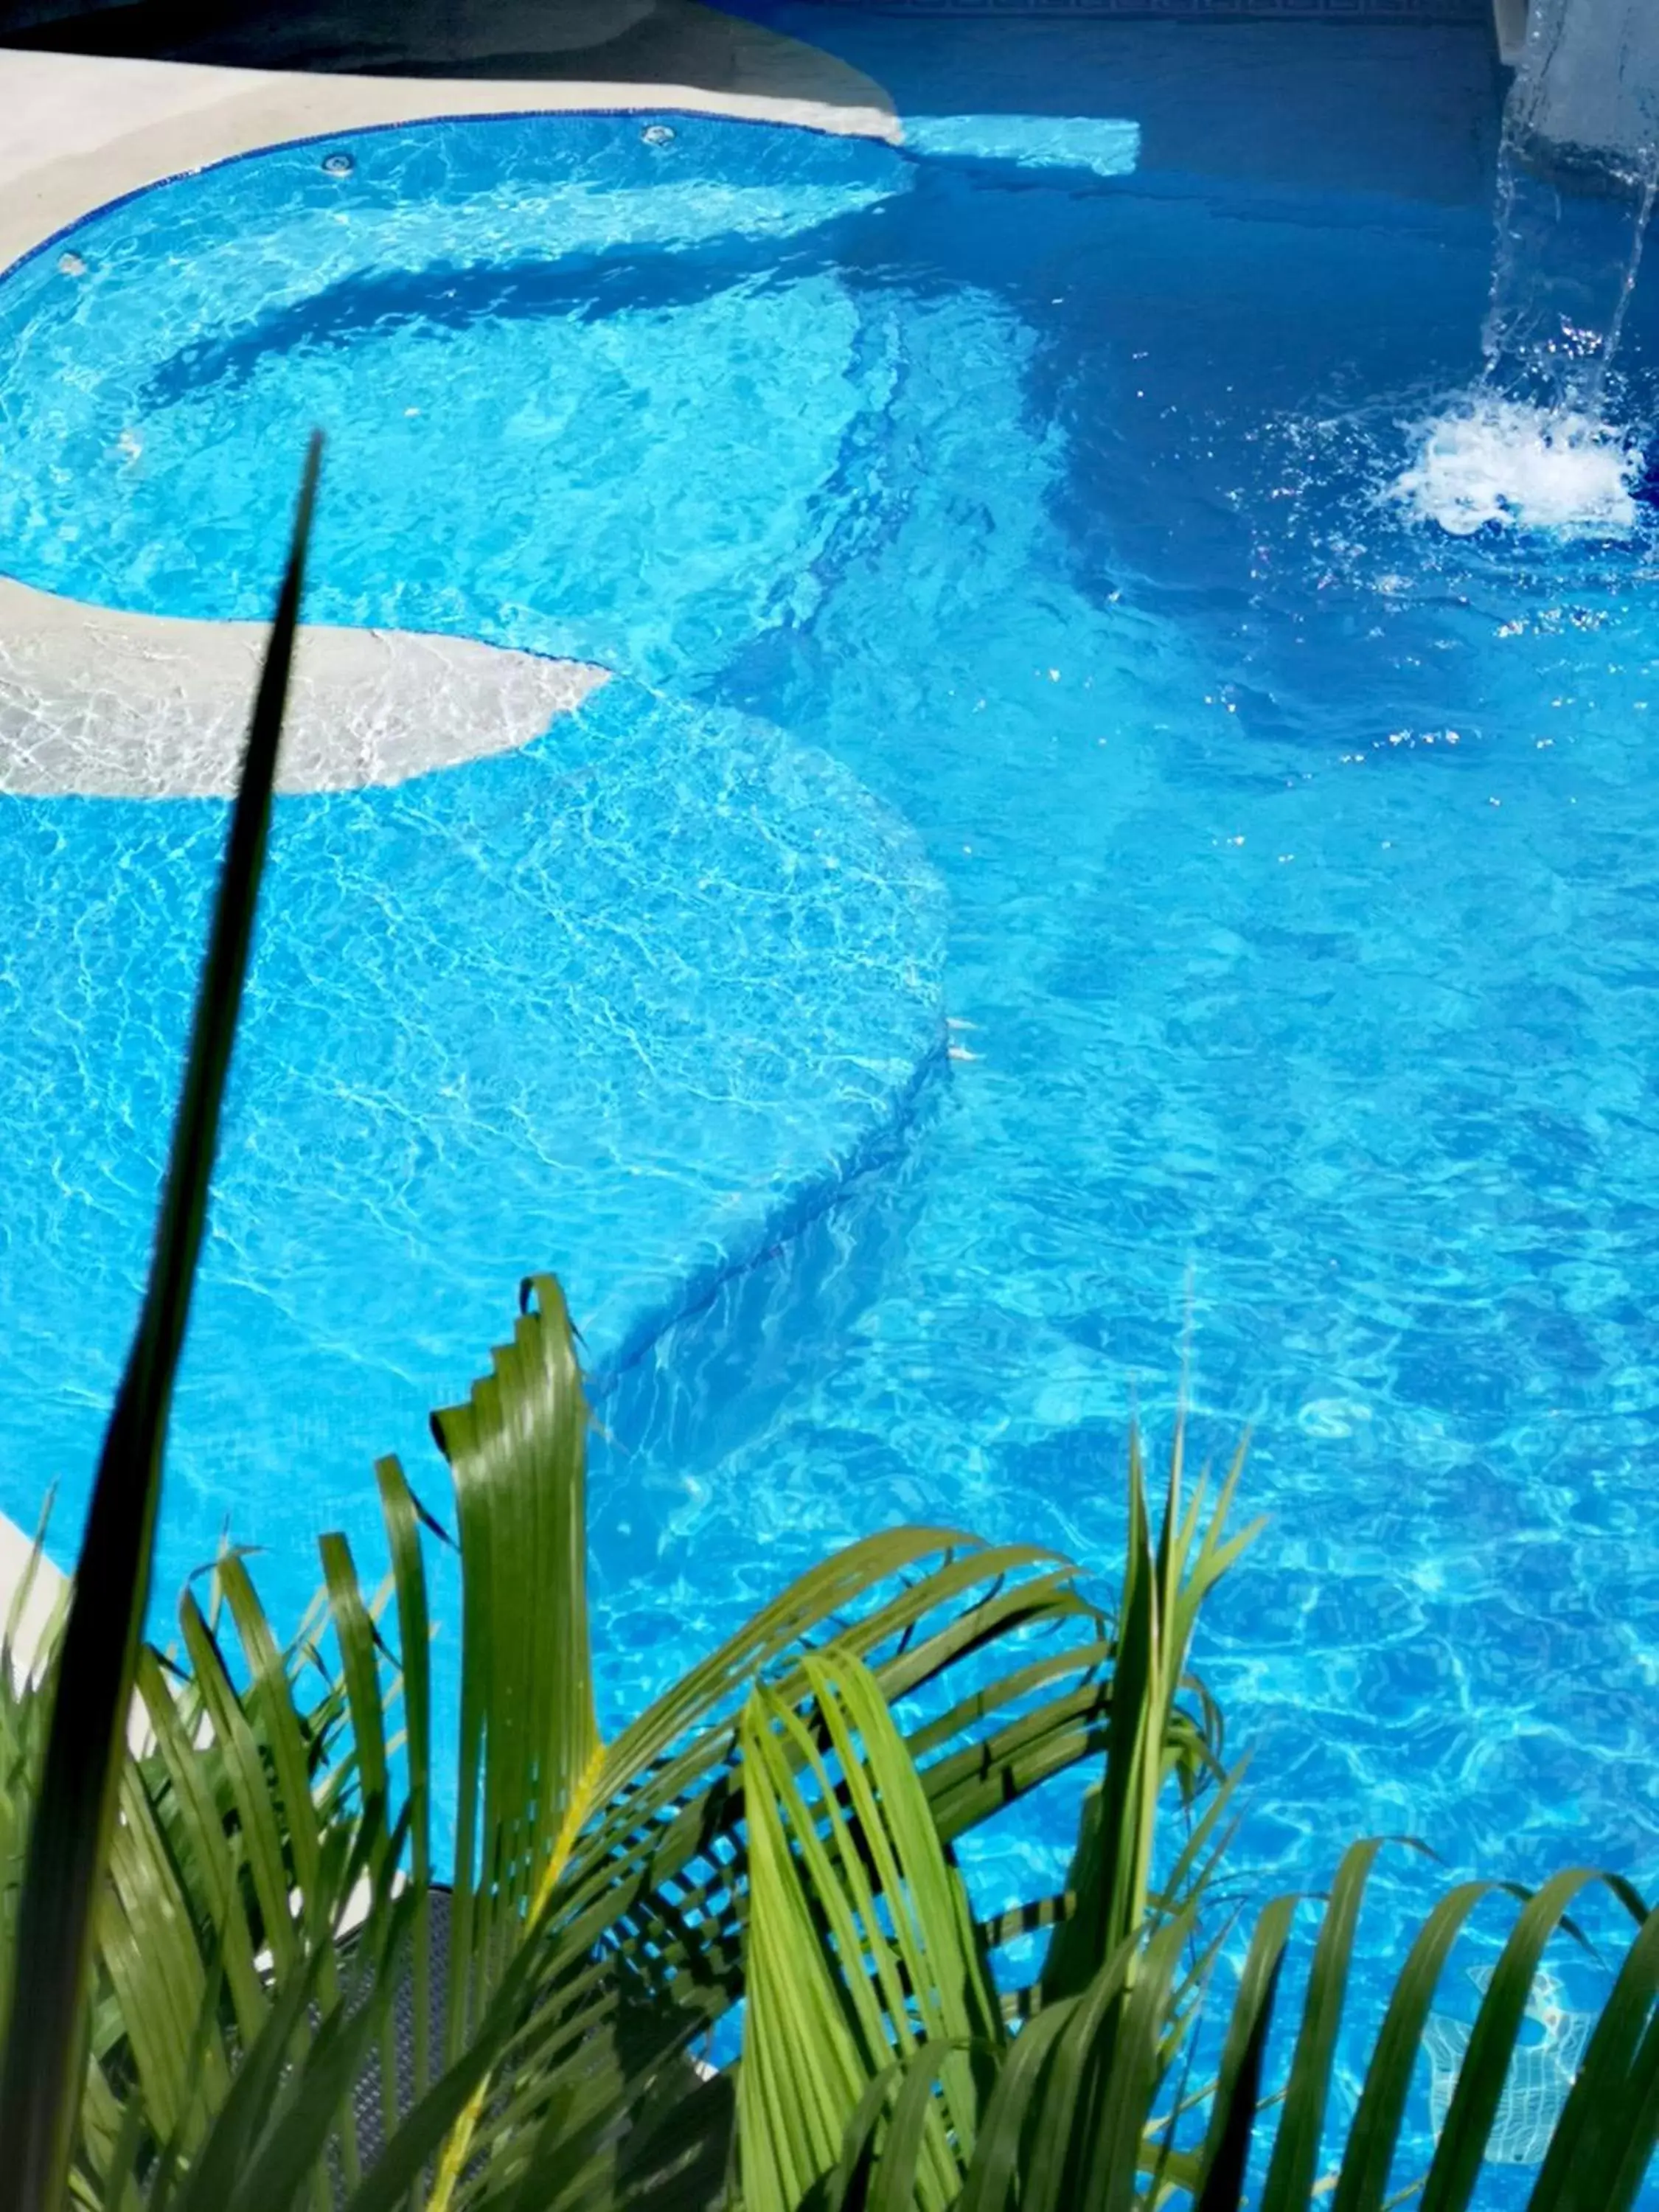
1,16,1657,2179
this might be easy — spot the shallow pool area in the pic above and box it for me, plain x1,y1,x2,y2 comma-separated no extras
4,18,1659,2181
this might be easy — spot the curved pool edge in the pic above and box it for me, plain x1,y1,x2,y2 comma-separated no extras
0,60,933,1633
0,48,900,288
0,58,900,768
590,1021,952,1404
0,663,954,1619
0,1034,953,1645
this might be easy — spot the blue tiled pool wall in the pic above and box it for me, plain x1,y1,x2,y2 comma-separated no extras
2,47,1659,2193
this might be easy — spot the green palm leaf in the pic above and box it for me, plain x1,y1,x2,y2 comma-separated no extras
1257,1837,1391,2212
1528,1899,1659,2211
737,1644,1004,2212
1043,1430,1257,2006
437,1273,599,2051
315,1284,1148,2212
1192,1855,1657,2212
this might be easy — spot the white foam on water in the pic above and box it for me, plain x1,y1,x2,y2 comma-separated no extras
1392,397,1641,538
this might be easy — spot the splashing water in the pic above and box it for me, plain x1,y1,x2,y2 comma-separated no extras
1398,0,1659,540
1392,397,1641,537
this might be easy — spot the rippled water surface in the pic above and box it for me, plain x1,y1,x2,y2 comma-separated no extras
3,29,1658,2185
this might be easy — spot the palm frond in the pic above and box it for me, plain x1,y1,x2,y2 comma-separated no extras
1042,1427,1257,2006
310,1283,1143,2211
737,1644,1003,2212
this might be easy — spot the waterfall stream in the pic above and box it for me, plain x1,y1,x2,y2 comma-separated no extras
1484,0,1659,411
1396,0,1659,536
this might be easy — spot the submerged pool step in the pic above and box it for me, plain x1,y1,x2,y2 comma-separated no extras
0,653,948,1649
905,113,1139,180
0,576,605,797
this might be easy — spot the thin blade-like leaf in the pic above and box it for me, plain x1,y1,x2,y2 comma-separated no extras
1259,1837,1389,2212
0,434,320,2212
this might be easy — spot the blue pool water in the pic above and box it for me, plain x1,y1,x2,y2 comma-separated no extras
3,22,1658,2183
0,671,942,1584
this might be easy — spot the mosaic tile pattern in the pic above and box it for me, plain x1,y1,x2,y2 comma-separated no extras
809,0,1486,18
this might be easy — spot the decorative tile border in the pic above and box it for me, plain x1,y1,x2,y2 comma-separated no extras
809,0,1486,18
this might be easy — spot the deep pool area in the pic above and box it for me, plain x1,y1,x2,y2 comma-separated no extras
4,20,1659,2188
